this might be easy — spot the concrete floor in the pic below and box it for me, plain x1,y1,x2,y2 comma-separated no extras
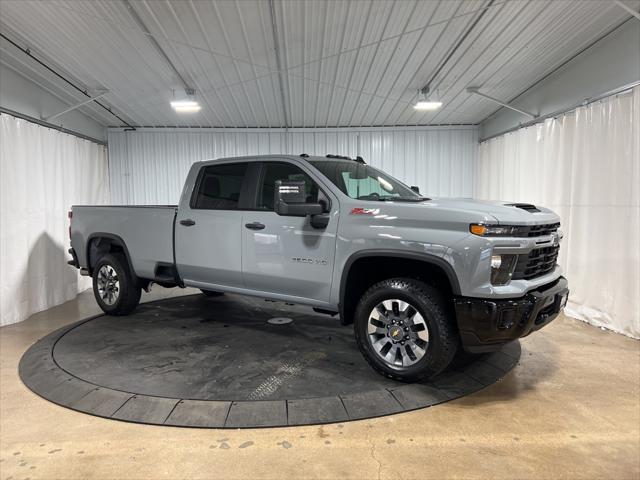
1,289,638,480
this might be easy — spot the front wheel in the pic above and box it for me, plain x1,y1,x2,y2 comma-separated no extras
354,278,458,382
92,253,141,315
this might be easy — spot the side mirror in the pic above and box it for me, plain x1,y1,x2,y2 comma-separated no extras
275,180,323,217
410,185,420,194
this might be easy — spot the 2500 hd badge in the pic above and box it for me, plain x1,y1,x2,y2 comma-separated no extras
292,257,328,265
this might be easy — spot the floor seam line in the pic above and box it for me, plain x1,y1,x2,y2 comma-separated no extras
338,395,350,420
222,401,233,427
110,394,135,418
162,399,182,424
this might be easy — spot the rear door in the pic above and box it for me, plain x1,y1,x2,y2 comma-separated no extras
175,162,254,289
241,161,339,303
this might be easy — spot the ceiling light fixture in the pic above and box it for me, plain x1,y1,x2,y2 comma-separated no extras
171,89,201,113
413,86,442,111
171,100,201,113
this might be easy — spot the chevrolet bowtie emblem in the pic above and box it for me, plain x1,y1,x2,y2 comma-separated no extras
391,330,400,337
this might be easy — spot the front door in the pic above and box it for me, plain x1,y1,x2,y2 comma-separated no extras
241,161,338,304
175,162,251,289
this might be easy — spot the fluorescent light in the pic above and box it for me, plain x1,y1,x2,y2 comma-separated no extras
171,99,201,113
174,105,201,113
413,86,443,111
413,100,442,111
171,100,198,108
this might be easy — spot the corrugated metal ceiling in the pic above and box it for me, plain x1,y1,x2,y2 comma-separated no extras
0,0,636,128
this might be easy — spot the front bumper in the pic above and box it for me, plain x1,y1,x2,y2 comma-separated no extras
454,277,569,353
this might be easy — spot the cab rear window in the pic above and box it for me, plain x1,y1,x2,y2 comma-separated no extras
192,163,248,210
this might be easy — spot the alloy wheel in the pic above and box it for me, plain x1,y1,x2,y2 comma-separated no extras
97,265,120,306
367,299,429,367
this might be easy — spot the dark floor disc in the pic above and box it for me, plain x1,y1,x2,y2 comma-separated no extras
19,294,521,428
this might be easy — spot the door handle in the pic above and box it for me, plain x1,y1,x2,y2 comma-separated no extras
245,222,265,230
179,219,196,226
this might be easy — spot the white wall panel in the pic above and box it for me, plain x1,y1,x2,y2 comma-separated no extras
476,87,640,338
107,126,478,205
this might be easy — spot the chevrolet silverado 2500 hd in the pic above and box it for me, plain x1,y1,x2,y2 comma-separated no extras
68,155,569,381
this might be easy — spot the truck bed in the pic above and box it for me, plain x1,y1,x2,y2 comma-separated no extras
71,205,177,280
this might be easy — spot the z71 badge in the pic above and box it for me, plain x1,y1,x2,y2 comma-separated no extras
291,257,328,266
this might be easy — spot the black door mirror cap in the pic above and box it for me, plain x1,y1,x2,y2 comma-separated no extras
276,201,324,217
310,213,330,229
274,179,329,217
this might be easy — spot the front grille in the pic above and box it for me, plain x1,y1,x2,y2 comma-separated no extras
526,223,560,237
512,245,560,280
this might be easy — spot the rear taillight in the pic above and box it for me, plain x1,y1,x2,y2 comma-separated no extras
68,210,72,240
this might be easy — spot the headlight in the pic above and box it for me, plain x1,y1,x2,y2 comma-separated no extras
490,254,518,285
470,224,528,237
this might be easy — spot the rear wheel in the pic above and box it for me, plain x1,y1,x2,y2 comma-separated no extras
354,278,458,382
200,289,224,297
92,253,141,315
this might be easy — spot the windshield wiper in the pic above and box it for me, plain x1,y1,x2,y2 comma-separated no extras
355,195,389,201
386,196,430,202
355,196,430,202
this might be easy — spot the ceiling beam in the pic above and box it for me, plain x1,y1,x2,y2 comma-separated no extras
43,91,108,122
269,0,290,128
123,0,193,94
421,0,496,96
0,32,135,129
614,1,640,21
466,87,537,119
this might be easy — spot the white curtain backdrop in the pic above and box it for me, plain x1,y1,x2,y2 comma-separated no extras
477,87,640,338
0,114,109,326
107,126,478,205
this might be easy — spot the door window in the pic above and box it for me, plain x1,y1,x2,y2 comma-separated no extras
257,162,319,211
192,163,248,210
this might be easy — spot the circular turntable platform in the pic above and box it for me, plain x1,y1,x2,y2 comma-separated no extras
20,294,520,428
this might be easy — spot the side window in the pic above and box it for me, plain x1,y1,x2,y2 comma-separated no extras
258,162,319,211
192,163,248,210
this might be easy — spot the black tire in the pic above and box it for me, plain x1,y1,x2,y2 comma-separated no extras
200,289,224,297
354,278,458,382
92,253,141,316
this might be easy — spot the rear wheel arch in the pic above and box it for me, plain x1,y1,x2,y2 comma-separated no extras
338,250,461,326
86,233,137,280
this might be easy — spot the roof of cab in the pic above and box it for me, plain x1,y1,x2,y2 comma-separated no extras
197,154,359,165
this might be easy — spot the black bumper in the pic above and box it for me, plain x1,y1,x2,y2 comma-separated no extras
454,277,569,353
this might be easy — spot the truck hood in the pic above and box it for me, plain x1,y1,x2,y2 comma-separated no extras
427,197,560,224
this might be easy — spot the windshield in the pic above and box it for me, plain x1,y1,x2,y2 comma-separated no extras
309,160,423,201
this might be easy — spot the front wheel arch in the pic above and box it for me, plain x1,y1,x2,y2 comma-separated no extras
339,251,460,326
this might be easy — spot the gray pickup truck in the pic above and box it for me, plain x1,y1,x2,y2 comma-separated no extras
68,154,569,381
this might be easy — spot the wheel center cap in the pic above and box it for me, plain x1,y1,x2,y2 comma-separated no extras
389,326,403,340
